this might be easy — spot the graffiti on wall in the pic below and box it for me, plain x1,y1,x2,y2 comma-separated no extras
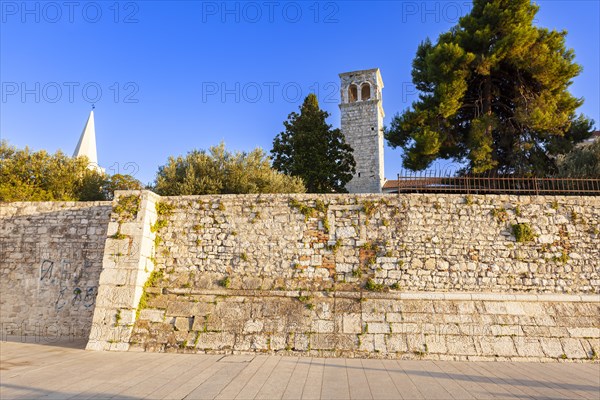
39,255,99,312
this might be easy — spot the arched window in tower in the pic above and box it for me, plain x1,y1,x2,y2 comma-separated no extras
361,83,371,100
348,84,358,103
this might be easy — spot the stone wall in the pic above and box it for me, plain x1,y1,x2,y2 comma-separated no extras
86,191,160,351
1,191,598,361
0,201,111,339
126,192,599,360
132,289,599,361
150,193,599,294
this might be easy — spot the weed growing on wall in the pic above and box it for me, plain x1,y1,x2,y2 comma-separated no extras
289,198,330,234
109,230,128,240
326,239,342,253
554,250,570,264
150,201,175,259
571,210,580,223
114,194,141,221
365,278,386,292
362,200,378,217
250,211,261,223
515,205,522,217
151,202,174,232
297,294,315,309
512,223,536,243
289,199,316,220
314,199,327,214
114,309,122,327
218,276,231,288
491,207,508,223
110,194,141,239
136,269,164,320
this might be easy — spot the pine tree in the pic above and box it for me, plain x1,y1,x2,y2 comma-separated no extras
271,94,356,192
386,0,595,175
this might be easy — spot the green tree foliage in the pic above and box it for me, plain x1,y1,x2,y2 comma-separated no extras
386,0,595,175
556,140,600,178
106,174,144,194
0,141,142,201
153,143,305,195
271,94,356,192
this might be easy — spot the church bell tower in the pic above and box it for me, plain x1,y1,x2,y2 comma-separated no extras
339,69,384,193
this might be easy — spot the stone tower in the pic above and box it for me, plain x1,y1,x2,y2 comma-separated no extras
339,68,384,193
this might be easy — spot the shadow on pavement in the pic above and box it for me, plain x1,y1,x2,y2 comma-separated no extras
0,382,138,400
293,358,600,394
1,336,87,350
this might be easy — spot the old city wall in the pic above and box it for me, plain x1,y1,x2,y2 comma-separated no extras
0,201,112,339
113,192,599,361
1,191,598,360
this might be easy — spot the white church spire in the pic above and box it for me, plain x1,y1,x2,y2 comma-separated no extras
73,109,103,172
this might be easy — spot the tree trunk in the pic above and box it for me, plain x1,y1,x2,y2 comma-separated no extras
483,75,495,173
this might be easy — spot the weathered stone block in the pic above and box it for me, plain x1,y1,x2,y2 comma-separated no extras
311,319,334,333
406,334,427,352
539,338,564,358
235,334,268,351
504,302,526,315
484,302,507,314
386,334,408,352
580,338,599,359
363,312,385,322
425,335,447,354
139,309,165,323
270,334,287,351
402,301,434,313
335,298,361,314
358,334,374,352
195,332,235,350
342,314,361,334
479,336,517,357
242,319,263,334
445,336,477,356
293,333,309,351
513,337,544,358
174,317,191,332
367,322,390,334
567,327,600,338
560,338,587,359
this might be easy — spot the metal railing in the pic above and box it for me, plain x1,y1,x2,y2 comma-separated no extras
392,171,600,195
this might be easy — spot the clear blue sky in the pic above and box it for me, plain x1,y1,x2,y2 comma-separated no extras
1,0,599,184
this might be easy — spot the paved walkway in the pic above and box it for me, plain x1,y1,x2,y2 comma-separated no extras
1,339,599,400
